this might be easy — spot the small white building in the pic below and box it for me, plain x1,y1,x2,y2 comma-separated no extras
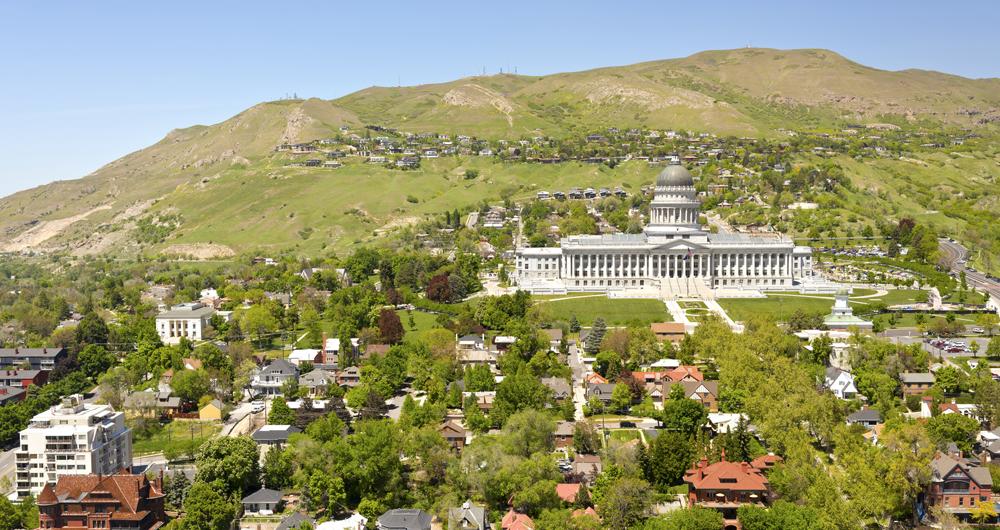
156,302,215,344
824,367,859,400
15,395,132,498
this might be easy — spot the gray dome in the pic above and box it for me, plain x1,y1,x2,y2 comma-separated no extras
656,163,694,187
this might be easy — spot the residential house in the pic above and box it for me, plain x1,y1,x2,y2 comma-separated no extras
573,455,603,481
846,408,882,429
0,385,26,405
554,421,574,448
824,367,858,400
251,359,300,396
156,303,215,344
440,421,467,451
650,322,686,344
449,500,490,530
926,451,993,521
251,425,302,447
493,336,517,352
585,383,615,405
199,399,225,421
458,334,486,351
901,372,935,396
663,381,719,412
0,347,67,371
123,389,181,417
37,472,166,530
541,378,571,401
300,369,337,397
288,349,323,367
336,366,361,387
277,514,315,530
0,368,47,388
500,510,534,530
377,509,433,530
458,349,498,369
242,488,283,516
707,413,750,435
463,392,495,414
684,453,780,528
541,329,563,351
555,483,581,504
317,513,368,530
939,401,979,420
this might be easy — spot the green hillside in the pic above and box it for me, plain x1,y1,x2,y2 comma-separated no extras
0,47,997,262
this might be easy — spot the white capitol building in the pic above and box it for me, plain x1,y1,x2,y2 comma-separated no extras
515,162,814,297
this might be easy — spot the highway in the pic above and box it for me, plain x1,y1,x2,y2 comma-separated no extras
939,239,1000,300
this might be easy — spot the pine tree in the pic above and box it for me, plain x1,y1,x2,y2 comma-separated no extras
585,318,607,355
569,315,581,333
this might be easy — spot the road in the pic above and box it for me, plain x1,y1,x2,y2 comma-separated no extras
566,342,585,420
939,239,1000,300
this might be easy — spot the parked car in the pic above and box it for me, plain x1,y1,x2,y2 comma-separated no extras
250,400,265,413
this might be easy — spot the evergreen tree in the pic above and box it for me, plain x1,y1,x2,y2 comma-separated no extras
268,396,297,425
585,318,607,355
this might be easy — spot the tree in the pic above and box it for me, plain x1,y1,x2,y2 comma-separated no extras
305,469,346,516
573,421,600,454
165,471,191,509
194,436,261,496
597,477,653,530
240,305,279,346
610,383,632,413
988,336,1000,360
0,495,37,530
172,369,211,403
934,365,963,395
98,366,132,410
585,319,607,355
501,409,555,457
180,481,236,530
971,499,998,525
262,446,294,489
660,386,708,435
378,309,404,344
76,311,109,347
569,315,581,333
926,413,980,453
269,396,297,425
645,432,695,489
738,501,819,530
645,506,723,530
78,344,115,379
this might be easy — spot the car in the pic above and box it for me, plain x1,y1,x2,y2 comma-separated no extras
250,400,265,413
973,327,985,334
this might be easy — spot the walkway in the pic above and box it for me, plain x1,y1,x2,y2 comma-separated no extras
704,300,744,333
664,300,694,328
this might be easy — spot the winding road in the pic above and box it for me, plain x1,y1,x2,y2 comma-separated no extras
939,239,1000,300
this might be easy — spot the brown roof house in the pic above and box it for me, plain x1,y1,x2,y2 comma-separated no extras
37,471,166,530
440,421,468,451
650,322,686,344
684,452,781,529
554,421,575,448
900,372,935,397
663,381,719,412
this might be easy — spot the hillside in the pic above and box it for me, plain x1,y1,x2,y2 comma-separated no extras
0,47,998,259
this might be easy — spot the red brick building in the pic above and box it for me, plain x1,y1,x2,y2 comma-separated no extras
683,452,781,530
36,471,166,530
926,452,993,521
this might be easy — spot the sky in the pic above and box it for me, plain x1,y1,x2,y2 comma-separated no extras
0,1,998,197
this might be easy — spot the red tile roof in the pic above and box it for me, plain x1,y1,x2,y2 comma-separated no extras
555,483,581,503
501,509,534,530
684,454,777,492
37,471,165,530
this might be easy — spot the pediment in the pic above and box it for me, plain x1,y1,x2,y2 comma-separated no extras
652,239,709,252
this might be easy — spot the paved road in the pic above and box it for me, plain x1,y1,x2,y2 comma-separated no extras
567,342,585,420
940,239,1000,300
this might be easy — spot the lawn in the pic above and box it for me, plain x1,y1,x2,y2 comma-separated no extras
398,309,444,342
678,301,708,309
536,296,670,326
609,429,641,443
131,419,220,458
878,289,927,306
717,296,842,323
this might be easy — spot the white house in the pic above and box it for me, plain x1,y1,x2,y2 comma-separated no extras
156,303,215,344
824,367,859,400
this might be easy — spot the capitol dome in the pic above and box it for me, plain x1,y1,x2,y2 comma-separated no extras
656,162,694,187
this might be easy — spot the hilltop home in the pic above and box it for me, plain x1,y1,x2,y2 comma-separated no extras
156,302,215,344
926,451,993,522
684,454,780,529
37,472,166,530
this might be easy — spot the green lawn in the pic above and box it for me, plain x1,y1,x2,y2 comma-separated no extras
398,309,445,342
609,429,641,443
941,290,988,305
537,296,670,326
878,289,926,306
874,312,982,329
131,419,220,457
679,301,708,309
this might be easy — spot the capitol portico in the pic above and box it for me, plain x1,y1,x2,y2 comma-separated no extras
515,161,814,296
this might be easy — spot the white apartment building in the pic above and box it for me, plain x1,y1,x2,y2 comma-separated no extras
15,395,132,498
155,302,215,344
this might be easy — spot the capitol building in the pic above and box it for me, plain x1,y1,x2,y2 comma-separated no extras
515,162,814,297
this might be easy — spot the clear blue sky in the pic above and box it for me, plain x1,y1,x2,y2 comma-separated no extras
1,0,997,197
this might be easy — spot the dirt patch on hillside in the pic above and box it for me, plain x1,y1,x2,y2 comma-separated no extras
280,106,317,144
0,205,112,252
583,80,714,110
161,243,236,259
443,84,514,126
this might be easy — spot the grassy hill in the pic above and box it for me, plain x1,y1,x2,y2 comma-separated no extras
0,47,997,259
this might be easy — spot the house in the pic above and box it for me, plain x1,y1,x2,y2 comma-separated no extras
0,347,67,371
585,383,615,405
458,349,498,368
182,358,203,371
648,358,681,370
541,329,563,351
541,378,571,400
277,514,315,530
463,391,495,413
707,413,750,435
300,369,337,397
554,421,574,448
199,399,225,421
336,366,361,387
440,421,467,451
156,302,215,344
583,373,608,386
493,336,517,352
242,488,283,516
939,401,979,419
573,455,603,481
824,367,858,400
323,337,360,367
0,368,47,388
650,322,686,344
500,510,534,530
251,359,300,396
926,451,993,521
378,509,433,530
317,513,369,530
37,472,166,530
663,381,719,412
458,334,486,350
846,407,882,429
123,389,182,417
0,384,26,405
901,372,935,396
666,365,704,382
288,349,322,367
684,453,780,528
449,500,490,530
252,425,302,447
555,483,581,503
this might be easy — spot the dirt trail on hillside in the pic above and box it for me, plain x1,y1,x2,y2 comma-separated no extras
0,205,111,252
